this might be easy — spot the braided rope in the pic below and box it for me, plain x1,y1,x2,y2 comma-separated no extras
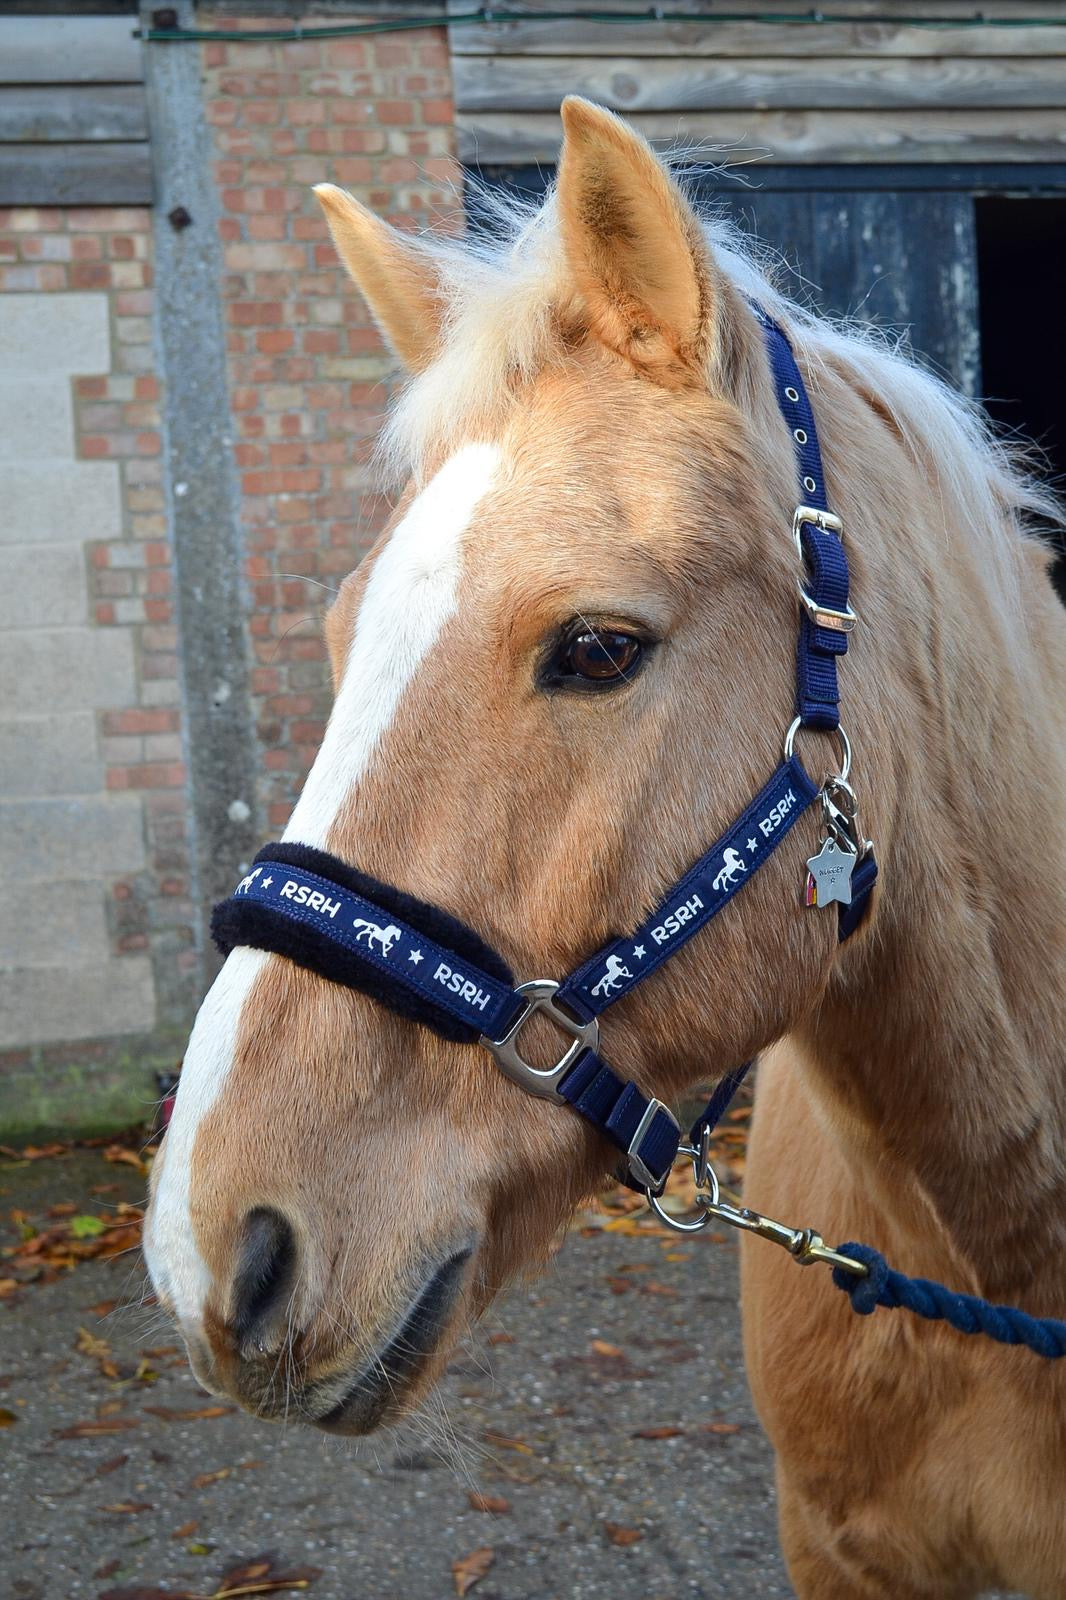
831,1243,1066,1360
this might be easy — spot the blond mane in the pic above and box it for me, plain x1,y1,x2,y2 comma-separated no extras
382,172,1060,601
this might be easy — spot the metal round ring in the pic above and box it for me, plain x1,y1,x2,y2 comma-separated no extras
645,1145,720,1233
783,716,852,784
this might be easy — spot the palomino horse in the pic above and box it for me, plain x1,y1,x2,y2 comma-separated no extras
144,99,1066,1598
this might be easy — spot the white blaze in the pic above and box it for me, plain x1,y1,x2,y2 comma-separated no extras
284,441,502,847
145,444,501,1321
144,945,269,1322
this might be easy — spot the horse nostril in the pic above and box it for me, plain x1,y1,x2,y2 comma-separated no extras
231,1208,296,1344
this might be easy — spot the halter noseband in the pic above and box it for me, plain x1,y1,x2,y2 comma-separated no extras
213,310,878,1197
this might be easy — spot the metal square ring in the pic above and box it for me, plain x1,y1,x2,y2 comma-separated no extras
626,1097,681,1192
480,980,599,1102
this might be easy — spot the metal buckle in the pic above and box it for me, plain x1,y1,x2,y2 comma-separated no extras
797,581,858,634
792,504,843,561
480,979,599,1103
626,1098,681,1191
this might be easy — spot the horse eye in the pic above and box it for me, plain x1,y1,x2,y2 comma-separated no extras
550,626,645,688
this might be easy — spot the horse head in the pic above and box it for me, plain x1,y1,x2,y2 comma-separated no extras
144,99,867,1434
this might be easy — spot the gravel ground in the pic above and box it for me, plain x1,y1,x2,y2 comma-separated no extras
0,1152,1020,1600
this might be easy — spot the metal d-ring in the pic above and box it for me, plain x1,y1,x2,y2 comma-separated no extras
646,1143,720,1233
783,716,851,786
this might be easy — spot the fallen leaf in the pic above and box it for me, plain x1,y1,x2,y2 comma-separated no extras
0,1278,19,1297
632,1424,684,1440
47,1201,78,1217
467,1491,511,1514
220,1563,271,1585
589,1338,624,1358
70,1213,107,1238
54,1416,138,1438
481,1430,532,1454
213,1554,322,1596
452,1546,494,1595
104,1145,148,1175
99,1501,153,1514
0,1142,67,1160
87,1297,119,1317
95,1453,130,1476
94,1558,122,1579
192,1466,231,1488
485,1331,513,1345
170,1520,198,1540
702,1421,741,1435
186,1542,213,1556
0,1408,16,1427
76,1325,112,1359
604,1521,643,1547
144,1404,234,1422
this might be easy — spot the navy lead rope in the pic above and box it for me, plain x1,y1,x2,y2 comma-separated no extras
831,1244,1066,1360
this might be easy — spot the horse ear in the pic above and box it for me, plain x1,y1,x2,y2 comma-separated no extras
313,184,444,372
556,98,728,390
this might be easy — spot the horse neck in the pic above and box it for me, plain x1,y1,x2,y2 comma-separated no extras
791,369,1066,1306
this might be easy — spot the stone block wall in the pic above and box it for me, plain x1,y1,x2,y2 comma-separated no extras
0,206,198,1135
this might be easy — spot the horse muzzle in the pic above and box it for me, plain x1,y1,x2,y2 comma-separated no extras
176,1236,476,1435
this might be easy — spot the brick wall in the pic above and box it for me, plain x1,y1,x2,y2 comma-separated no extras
0,206,198,1135
200,12,462,831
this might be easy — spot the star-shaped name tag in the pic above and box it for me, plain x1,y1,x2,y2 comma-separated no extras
805,837,856,908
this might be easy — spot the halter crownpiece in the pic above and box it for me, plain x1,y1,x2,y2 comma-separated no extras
214,310,878,1198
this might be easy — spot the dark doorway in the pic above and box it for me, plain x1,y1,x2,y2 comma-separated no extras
977,196,1066,601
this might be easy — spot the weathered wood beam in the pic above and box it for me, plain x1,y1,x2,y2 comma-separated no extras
0,142,152,204
447,14,1066,60
0,85,148,142
0,15,143,84
454,55,1066,114
456,108,1066,165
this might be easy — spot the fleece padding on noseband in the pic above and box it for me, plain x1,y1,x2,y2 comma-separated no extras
211,842,516,1044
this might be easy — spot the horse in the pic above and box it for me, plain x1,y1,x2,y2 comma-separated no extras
143,98,1066,1598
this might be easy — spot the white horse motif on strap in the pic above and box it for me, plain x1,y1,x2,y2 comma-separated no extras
235,866,262,896
352,918,401,957
711,847,748,893
591,954,634,999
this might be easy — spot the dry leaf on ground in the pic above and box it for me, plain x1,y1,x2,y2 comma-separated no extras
467,1492,511,1514
452,1546,495,1595
604,1521,644,1546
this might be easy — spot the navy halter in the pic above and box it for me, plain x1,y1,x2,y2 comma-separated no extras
214,311,878,1196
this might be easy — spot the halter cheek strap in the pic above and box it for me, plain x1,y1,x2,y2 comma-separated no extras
213,310,878,1196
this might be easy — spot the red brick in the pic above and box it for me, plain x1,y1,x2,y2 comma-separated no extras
256,329,295,354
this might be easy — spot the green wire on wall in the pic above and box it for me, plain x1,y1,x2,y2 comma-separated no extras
139,9,1066,43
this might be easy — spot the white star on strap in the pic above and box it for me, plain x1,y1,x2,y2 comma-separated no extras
408,948,424,964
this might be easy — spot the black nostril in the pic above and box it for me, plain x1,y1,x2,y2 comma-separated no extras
231,1208,296,1344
